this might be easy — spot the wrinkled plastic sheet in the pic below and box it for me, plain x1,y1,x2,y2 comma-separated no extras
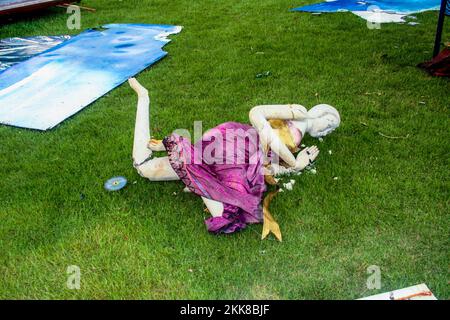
0,35,71,72
0,24,182,130
292,0,440,23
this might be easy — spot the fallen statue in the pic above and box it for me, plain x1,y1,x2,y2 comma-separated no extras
128,78,340,240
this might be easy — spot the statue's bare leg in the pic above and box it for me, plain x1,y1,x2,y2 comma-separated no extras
129,78,178,181
129,78,224,217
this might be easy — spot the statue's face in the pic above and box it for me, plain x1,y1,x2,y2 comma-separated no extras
307,104,341,138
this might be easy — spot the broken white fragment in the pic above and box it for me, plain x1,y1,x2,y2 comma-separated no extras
283,181,295,191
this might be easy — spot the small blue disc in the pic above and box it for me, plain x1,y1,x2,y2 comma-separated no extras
104,176,127,191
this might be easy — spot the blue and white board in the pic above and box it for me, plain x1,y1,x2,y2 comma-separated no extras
293,0,440,14
292,0,441,23
0,24,181,130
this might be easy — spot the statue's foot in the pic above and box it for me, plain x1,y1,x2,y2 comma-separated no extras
148,139,166,151
128,77,148,96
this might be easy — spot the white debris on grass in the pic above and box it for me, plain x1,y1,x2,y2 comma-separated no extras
282,179,296,191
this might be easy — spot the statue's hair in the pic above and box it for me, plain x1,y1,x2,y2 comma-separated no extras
307,104,341,137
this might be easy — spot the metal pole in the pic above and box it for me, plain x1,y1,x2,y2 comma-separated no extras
433,0,448,58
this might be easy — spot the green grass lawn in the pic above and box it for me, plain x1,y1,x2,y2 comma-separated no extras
0,0,449,299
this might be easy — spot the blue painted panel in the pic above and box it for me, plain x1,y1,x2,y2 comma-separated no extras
293,0,440,14
0,24,181,130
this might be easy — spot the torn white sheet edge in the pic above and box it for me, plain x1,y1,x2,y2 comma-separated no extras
351,4,441,24
352,10,407,23
358,283,438,300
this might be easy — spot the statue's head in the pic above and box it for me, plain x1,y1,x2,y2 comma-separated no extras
306,104,340,138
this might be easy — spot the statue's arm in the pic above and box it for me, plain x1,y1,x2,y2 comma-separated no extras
249,105,308,168
250,104,308,121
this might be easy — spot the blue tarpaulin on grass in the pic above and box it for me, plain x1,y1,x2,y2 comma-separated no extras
0,24,181,130
293,0,440,14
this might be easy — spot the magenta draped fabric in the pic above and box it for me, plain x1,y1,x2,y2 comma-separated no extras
163,122,266,234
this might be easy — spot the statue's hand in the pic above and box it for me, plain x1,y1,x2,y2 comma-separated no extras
295,146,319,170
148,139,166,151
